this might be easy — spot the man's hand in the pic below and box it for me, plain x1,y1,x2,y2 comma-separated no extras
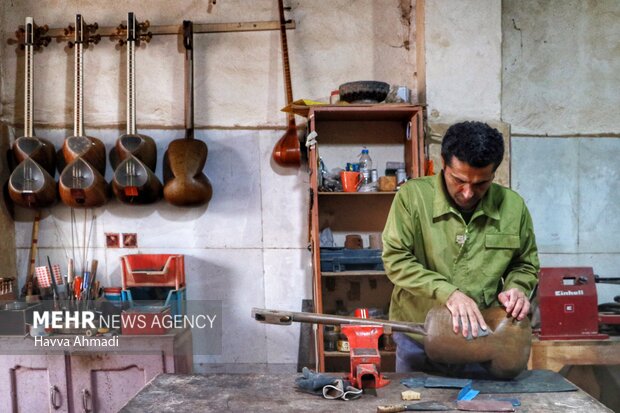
445,290,487,338
498,288,530,320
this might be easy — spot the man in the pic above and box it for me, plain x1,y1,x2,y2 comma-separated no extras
382,121,539,374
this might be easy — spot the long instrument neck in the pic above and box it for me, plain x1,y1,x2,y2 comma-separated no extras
24,18,34,137
74,42,84,137
127,14,137,135
278,0,294,124
183,21,194,140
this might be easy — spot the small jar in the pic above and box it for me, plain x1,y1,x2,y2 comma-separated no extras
324,326,338,352
337,327,350,352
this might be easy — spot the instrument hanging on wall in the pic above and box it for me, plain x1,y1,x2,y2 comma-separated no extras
111,12,161,204
8,17,57,209
162,21,212,207
59,15,108,208
271,0,301,167
20,211,41,299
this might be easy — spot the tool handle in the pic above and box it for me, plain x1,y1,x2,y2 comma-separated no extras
377,405,406,413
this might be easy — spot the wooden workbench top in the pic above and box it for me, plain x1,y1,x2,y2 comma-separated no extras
120,372,612,412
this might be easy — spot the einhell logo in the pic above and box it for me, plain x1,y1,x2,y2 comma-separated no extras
555,290,585,296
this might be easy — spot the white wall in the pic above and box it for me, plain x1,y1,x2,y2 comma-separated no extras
1,0,419,371
503,0,620,303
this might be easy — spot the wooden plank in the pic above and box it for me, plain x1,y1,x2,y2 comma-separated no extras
528,337,620,372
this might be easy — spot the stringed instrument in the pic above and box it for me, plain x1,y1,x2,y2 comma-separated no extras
111,12,161,204
162,21,212,207
423,306,532,379
8,17,56,209
271,0,301,167
12,17,56,176
59,15,108,208
21,210,41,299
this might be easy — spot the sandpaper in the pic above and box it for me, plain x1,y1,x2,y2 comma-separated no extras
401,370,577,394
472,369,577,393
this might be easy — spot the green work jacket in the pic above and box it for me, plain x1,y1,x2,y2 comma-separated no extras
382,173,539,341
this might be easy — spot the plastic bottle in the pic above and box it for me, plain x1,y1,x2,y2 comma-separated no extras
358,148,373,184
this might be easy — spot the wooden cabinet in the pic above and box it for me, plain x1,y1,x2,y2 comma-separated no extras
307,105,425,372
0,329,192,412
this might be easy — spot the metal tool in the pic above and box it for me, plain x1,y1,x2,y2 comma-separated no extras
377,401,453,412
253,308,425,390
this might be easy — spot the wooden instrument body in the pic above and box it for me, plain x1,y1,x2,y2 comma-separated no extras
8,158,56,208
111,13,161,205
162,20,211,207
273,119,301,167
13,136,57,177
62,135,106,175
59,157,107,208
112,133,157,171
163,138,212,206
423,306,532,379
112,155,162,204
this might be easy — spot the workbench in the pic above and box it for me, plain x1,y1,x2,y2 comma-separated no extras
529,336,620,372
120,372,612,412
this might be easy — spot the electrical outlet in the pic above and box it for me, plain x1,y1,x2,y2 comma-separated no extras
105,233,120,248
122,233,138,248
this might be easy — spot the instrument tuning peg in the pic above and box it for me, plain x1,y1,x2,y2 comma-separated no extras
116,23,127,36
64,25,75,36
139,32,153,44
138,20,150,31
67,41,75,49
87,22,99,33
88,34,101,45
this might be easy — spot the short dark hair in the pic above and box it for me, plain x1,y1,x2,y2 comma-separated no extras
441,121,504,170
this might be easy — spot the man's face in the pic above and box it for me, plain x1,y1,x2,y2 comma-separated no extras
442,156,495,212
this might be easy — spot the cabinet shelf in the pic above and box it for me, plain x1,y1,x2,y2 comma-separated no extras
324,350,396,358
322,270,386,277
318,191,396,196
309,104,425,372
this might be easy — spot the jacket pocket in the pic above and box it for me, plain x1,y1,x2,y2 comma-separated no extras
483,234,520,275
485,234,520,249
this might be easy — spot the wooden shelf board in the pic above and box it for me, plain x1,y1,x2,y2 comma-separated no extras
324,350,396,358
322,270,386,277
318,191,396,196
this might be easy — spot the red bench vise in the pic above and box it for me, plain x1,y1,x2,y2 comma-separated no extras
341,309,390,389
538,267,608,340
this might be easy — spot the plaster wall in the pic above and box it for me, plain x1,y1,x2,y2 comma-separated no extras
1,0,419,371
425,0,502,123
503,0,620,302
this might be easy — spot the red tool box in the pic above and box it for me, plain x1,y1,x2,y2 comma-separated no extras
538,267,608,340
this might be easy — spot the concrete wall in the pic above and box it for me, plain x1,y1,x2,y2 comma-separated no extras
0,0,419,371
503,0,620,303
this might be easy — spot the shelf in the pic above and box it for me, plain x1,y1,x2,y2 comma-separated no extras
324,350,396,358
318,191,396,196
322,270,386,277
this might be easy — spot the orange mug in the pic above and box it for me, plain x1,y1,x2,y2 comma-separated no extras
340,171,362,192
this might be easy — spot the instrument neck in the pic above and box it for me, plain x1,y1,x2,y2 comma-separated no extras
24,44,34,137
278,0,294,124
74,43,84,137
184,46,194,140
127,39,136,135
